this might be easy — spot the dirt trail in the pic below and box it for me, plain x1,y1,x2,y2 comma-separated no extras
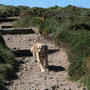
1,20,84,90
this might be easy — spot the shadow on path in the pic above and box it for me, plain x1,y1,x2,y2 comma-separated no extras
12,49,32,57
12,49,60,57
48,65,65,72
48,49,59,54
0,29,35,35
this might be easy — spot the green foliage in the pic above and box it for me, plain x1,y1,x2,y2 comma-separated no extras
13,17,31,28
17,6,31,11
0,5,19,18
19,7,46,18
13,17,45,28
55,30,90,82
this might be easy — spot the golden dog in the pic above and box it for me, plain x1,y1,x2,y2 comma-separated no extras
30,42,48,72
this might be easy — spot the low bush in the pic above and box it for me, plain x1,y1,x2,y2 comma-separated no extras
0,5,19,18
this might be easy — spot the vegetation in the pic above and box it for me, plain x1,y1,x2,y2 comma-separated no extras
0,4,32,18
13,5,90,89
0,34,15,89
0,4,19,18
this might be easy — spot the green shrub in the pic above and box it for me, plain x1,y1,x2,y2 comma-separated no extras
0,34,15,89
13,16,45,28
13,16,31,28
0,5,19,18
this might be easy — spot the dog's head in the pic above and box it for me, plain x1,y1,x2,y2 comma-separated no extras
36,44,48,56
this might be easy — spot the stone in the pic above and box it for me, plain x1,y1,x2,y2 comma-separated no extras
52,85,59,90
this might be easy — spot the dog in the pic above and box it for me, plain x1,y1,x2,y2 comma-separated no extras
30,42,48,72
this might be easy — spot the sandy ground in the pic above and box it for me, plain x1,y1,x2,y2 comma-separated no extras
1,21,85,90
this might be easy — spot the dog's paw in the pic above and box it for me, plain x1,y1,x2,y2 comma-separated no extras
41,69,45,72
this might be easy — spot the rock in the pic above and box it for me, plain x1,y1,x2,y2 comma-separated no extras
60,84,63,86
28,43,31,45
24,68,28,71
18,72,23,77
20,81,24,85
29,82,31,84
13,47,16,49
30,67,33,69
28,39,32,41
25,57,28,62
43,76,46,80
14,85,17,89
8,38,10,40
77,85,81,88
49,76,52,79
52,85,59,90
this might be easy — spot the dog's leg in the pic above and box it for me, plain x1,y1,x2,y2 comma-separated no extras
33,52,36,57
30,47,36,57
44,56,48,68
36,53,45,72
40,60,45,72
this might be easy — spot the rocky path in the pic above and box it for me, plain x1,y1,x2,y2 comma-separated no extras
0,17,84,90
